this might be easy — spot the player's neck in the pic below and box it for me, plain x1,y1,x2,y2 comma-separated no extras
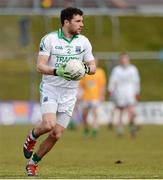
61,27,73,39
121,64,129,68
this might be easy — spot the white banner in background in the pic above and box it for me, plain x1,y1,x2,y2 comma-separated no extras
0,101,163,125
0,101,41,125
95,102,163,125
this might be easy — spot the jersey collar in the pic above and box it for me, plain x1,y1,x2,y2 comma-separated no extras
58,28,78,43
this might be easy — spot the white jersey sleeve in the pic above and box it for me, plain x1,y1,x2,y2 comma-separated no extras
108,67,118,93
132,66,140,94
38,34,52,56
83,37,94,62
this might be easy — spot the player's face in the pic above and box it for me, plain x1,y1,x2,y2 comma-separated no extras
120,55,130,66
68,15,84,35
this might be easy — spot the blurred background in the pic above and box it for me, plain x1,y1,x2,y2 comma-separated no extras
0,0,163,178
0,0,163,125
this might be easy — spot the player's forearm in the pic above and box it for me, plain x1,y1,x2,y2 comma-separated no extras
37,55,55,75
37,63,54,75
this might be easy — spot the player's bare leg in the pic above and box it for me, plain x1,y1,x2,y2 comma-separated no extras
26,112,71,176
26,124,65,176
116,107,124,137
108,107,115,130
91,107,98,138
82,107,90,137
37,124,64,157
23,113,56,159
128,106,137,137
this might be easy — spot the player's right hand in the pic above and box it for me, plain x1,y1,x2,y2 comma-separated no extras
56,64,72,81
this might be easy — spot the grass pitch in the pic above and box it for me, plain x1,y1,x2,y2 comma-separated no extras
0,125,163,179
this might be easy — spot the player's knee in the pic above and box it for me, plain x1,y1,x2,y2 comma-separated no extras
50,128,64,140
130,110,136,117
131,113,136,119
55,131,63,140
43,119,55,132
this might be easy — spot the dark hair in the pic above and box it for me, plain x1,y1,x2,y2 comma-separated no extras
60,7,83,26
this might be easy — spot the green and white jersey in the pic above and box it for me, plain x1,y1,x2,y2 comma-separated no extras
39,28,94,88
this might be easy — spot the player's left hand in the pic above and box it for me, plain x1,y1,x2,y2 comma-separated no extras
83,63,90,74
135,94,140,100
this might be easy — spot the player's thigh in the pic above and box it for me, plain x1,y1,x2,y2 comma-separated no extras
91,102,99,116
40,102,58,130
34,112,57,135
127,105,136,115
41,113,57,127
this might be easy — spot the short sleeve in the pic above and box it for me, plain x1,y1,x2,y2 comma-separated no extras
38,34,52,56
108,68,118,92
83,38,94,62
132,66,141,94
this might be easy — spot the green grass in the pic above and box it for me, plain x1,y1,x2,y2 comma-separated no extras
0,125,163,178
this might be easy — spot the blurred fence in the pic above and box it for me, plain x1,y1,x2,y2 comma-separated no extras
1,50,163,61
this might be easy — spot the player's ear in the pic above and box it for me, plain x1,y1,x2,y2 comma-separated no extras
64,19,69,26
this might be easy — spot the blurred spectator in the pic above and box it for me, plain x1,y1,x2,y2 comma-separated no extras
80,59,106,138
108,52,140,137
41,0,53,8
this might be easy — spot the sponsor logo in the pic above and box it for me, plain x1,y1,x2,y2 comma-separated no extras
55,46,63,50
65,45,73,48
55,56,79,68
75,46,81,53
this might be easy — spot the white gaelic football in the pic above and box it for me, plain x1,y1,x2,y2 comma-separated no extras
65,60,85,80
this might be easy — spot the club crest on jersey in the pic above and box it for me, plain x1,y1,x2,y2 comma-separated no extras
75,46,81,53
43,96,48,102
